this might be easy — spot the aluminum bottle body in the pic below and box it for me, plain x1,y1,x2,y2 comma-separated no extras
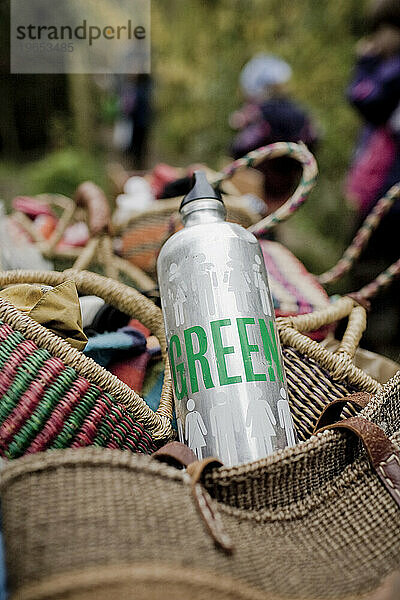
157,199,296,466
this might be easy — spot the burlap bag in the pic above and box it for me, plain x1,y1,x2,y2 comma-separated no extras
1,368,400,600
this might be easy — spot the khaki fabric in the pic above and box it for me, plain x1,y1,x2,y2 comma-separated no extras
0,280,87,350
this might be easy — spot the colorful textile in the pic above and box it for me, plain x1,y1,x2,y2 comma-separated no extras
83,327,146,367
142,363,164,413
260,240,331,339
110,352,150,394
346,52,400,214
79,296,105,330
12,196,55,218
109,320,161,393
346,126,396,213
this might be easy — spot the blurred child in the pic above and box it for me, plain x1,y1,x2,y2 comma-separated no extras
230,54,319,212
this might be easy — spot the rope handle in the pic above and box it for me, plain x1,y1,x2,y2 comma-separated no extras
318,183,400,285
212,142,318,237
12,183,112,254
277,296,381,394
11,193,77,256
279,252,400,356
0,269,174,427
74,181,111,236
356,257,400,301
277,256,400,392
278,296,365,358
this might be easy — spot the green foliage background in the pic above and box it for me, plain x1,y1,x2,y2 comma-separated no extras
0,0,370,280
150,0,368,278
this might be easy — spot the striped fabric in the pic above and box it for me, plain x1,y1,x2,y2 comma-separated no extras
0,320,156,459
261,240,331,340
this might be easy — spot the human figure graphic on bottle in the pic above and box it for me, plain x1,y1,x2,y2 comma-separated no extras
168,262,188,327
210,393,241,465
184,398,207,459
176,416,184,443
191,253,218,316
246,388,277,455
252,254,272,316
226,246,252,312
277,387,296,447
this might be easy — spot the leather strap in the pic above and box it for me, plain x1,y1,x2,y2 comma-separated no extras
313,392,371,433
152,442,197,469
316,413,400,509
153,443,233,554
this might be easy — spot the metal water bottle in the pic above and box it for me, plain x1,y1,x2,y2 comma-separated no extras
157,171,296,466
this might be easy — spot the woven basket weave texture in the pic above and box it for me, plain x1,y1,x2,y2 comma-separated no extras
1,372,399,599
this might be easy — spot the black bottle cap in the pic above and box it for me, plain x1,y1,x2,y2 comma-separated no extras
180,170,223,209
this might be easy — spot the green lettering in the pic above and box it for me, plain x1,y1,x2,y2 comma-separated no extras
259,318,284,382
169,335,187,400
211,319,242,386
184,326,214,393
237,318,267,382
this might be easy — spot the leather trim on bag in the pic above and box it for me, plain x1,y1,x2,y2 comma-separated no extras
313,392,372,433
316,416,400,509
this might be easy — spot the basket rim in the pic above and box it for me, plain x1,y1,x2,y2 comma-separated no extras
113,195,260,234
1,371,399,517
0,269,174,441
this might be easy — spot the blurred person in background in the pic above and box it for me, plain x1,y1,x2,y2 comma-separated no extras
230,53,319,215
345,0,400,356
114,74,152,169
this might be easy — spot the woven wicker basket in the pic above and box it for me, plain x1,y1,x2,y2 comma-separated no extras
0,269,174,458
280,295,380,440
0,265,396,459
1,371,400,599
10,185,157,293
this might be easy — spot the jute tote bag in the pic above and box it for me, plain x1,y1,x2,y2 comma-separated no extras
1,370,399,599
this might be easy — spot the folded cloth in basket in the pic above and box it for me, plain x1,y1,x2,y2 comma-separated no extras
0,281,87,351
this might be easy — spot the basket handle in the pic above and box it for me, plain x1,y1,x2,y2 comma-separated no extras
11,194,77,256
278,295,365,356
0,269,174,431
74,181,111,235
212,141,318,236
355,257,400,301
277,296,381,394
278,257,400,384
318,183,400,285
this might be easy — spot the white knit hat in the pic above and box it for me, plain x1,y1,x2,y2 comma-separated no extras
240,53,292,98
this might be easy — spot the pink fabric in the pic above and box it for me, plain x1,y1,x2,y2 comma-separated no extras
12,196,55,218
345,127,396,214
